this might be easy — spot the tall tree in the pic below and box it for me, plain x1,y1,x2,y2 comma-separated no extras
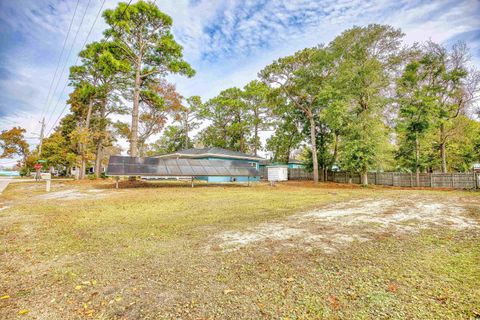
395,57,437,184
69,41,129,178
242,80,270,155
420,42,479,172
115,80,183,156
103,0,195,157
260,47,332,182
329,24,405,184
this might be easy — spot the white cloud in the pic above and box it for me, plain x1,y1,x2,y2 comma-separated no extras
0,0,479,157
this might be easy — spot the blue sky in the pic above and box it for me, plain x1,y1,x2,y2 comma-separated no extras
0,0,479,163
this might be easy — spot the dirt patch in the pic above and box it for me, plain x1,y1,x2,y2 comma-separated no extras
35,189,106,201
214,195,478,252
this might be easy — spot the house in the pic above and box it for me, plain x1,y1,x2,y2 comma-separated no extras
286,159,305,169
153,147,264,183
473,163,480,173
259,158,305,169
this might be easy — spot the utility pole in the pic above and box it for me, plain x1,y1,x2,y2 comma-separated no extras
38,117,45,155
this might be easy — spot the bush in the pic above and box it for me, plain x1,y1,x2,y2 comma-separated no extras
87,174,96,180
19,167,30,177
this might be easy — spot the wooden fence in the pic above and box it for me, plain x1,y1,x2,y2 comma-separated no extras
281,168,479,189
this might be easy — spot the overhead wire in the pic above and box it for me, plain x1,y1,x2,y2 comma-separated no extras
46,0,134,136
39,0,81,123
44,0,93,131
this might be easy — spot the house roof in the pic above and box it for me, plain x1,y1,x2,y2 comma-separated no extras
153,147,264,161
260,158,304,165
288,159,303,164
107,155,259,177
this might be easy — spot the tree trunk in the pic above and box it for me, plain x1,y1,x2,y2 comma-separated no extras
94,99,107,178
361,170,368,186
331,132,339,170
254,122,259,156
80,99,94,180
94,144,103,178
440,123,447,173
415,134,420,187
308,116,319,183
184,116,189,149
130,56,142,157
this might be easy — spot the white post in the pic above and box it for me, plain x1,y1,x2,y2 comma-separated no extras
41,173,52,192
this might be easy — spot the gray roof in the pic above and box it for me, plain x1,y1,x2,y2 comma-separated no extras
288,159,303,164
154,147,264,161
106,156,259,177
260,158,303,165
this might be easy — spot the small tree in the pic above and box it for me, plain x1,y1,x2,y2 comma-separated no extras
0,127,30,166
175,96,201,150
197,88,251,152
147,125,187,155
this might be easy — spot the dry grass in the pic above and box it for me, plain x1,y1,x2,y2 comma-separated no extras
0,179,479,319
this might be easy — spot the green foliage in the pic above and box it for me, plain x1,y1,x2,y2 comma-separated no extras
30,18,480,180
330,25,404,178
197,87,251,152
103,0,194,156
40,132,77,169
265,111,303,163
147,125,190,155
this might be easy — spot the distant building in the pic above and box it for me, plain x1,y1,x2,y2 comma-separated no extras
473,163,480,173
153,147,263,183
259,158,305,169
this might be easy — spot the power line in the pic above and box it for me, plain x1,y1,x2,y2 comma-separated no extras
44,0,93,131
39,0,81,123
46,0,134,136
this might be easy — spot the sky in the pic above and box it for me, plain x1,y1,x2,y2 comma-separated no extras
0,0,479,165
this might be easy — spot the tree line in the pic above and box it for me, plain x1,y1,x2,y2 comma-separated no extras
1,1,479,184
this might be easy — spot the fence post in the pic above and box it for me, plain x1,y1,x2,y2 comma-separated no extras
474,172,478,191
374,172,377,185
430,173,433,188
451,173,454,188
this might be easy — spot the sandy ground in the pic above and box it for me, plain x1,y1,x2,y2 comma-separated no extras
0,177,12,194
215,194,479,253
34,188,107,200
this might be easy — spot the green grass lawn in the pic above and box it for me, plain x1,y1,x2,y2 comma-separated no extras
0,180,479,319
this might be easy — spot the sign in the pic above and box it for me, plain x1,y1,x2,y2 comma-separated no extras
40,173,51,180
37,159,47,163
34,163,42,170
